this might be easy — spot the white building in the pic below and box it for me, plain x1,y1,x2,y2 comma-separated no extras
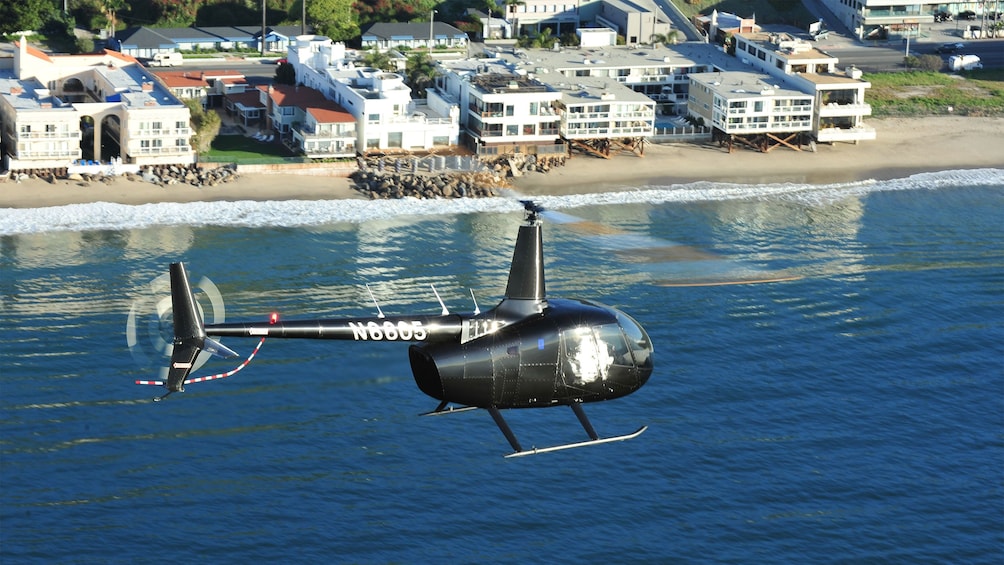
733,32,875,143
436,58,565,156
687,71,814,150
1,40,193,171
288,35,459,153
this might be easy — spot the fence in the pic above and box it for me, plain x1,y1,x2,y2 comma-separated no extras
650,125,712,143
363,154,489,175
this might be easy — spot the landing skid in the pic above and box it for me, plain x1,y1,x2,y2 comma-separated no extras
422,401,647,457
503,425,648,458
490,402,646,458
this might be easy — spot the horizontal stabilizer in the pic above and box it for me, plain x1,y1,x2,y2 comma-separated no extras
203,336,239,360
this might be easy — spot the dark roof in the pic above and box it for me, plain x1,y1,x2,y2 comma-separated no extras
113,25,311,49
155,27,223,42
197,26,258,41
114,27,175,49
362,22,468,41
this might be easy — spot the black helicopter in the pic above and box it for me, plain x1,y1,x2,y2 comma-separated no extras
141,202,656,457
139,201,794,456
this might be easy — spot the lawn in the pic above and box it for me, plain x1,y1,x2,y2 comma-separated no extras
203,134,306,164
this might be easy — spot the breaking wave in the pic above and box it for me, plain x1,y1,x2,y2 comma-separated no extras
2,168,1001,236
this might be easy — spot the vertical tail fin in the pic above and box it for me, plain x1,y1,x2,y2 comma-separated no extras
165,263,237,393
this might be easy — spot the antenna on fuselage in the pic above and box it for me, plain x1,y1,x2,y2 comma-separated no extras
365,284,386,319
431,285,450,316
469,289,481,315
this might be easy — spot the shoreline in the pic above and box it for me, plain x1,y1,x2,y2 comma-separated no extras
2,116,1002,209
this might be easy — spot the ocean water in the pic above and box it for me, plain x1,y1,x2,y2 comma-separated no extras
2,169,1002,563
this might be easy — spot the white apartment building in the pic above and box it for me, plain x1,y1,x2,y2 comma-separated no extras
1,40,193,171
496,43,731,117
733,32,875,143
687,71,815,148
438,52,656,157
288,35,459,153
436,58,565,156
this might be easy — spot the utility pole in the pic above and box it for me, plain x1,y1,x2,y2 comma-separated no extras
301,0,306,35
261,0,267,56
429,10,437,56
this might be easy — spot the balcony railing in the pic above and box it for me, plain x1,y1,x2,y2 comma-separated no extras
818,102,872,116
816,124,877,142
17,131,81,139
135,146,191,155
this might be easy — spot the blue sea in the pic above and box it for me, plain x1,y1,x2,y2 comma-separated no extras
2,169,1003,563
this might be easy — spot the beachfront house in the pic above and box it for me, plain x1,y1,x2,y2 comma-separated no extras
733,32,875,143
553,75,655,157
260,84,357,158
288,35,459,153
687,71,815,152
436,58,565,157
1,40,194,171
495,42,729,118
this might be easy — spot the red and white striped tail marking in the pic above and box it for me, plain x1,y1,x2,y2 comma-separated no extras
135,337,266,387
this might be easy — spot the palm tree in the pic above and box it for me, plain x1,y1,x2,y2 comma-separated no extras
97,0,128,39
405,52,438,98
360,49,395,72
649,31,680,46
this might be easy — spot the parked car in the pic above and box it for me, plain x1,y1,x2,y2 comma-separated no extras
934,11,953,22
275,58,288,65
957,10,976,20
935,42,965,54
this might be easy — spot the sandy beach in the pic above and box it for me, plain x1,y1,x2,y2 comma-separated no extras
1,116,1002,209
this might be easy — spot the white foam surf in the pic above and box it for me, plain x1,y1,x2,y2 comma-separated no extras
2,168,1001,236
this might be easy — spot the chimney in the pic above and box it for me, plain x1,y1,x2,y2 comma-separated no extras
142,82,153,92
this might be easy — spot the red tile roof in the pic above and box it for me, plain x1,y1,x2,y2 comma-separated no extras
266,84,354,123
152,70,210,88
15,41,53,63
103,49,139,64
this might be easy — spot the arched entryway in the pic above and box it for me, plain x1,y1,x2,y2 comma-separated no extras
99,114,122,162
79,116,95,162
62,78,86,103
